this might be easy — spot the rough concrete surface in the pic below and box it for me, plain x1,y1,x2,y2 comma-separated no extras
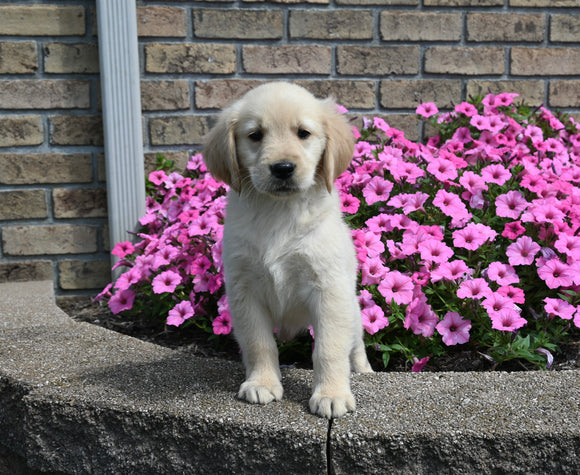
0,280,578,474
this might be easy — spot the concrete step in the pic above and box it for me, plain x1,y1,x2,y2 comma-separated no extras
0,280,578,474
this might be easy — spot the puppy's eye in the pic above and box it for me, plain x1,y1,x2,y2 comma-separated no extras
297,128,311,140
248,130,263,142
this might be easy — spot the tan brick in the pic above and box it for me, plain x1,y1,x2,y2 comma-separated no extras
0,80,90,110
380,80,462,109
510,0,579,6
424,47,505,75
195,79,264,109
2,225,98,256
141,80,190,111
243,46,331,74
137,6,187,37
0,260,53,284
511,47,580,76
550,15,580,43
466,80,545,106
290,10,373,40
53,188,107,219
549,81,580,108
337,0,417,4
50,116,103,146
0,41,37,74
426,0,502,5
0,154,93,185
194,9,283,39
0,116,43,147
380,12,462,41
58,259,111,290
0,190,47,220
0,5,85,36
294,80,376,109
149,116,213,146
44,43,99,74
245,0,328,3
337,46,420,76
145,43,236,74
467,13,545,42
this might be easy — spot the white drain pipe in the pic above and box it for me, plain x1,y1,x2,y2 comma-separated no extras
96,0,145,275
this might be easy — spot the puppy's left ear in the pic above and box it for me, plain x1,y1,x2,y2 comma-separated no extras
320,100,355,193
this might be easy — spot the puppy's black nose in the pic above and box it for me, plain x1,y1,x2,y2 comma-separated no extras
270,161,296,180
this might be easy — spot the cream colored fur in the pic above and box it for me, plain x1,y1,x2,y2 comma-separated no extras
203,82,372,419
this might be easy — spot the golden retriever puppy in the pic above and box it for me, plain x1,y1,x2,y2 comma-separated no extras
203,82,373,418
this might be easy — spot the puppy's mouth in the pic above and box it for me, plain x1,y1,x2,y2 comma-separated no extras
264,179,301,197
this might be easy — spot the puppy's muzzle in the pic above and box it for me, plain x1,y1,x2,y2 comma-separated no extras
270,161,296,180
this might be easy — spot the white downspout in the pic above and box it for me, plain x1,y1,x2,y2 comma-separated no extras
96,0,145,275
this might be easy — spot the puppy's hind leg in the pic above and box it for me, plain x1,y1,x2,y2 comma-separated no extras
233,299,283,405
350,306,374,374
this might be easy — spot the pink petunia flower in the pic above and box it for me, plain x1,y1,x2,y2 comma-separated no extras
481,164,511,186
490,309,527,332
416,102,439,118
340,193,360,214
436,312,472,346
486,262,520,286
455,102,478,117
554,233,580,260
452,222,497,251
405,298,438,338
502,221,526,239
457,278,492,300
212,311,232,335
544,297,576,320
363,176,393,205
111,240,135,259
108,289,136,314
506,236,541,266
152,270,182,294
419,239,454,264
167,300,195,326
427,156,458,181
495,191,529,219
361,305,389,335
482,292,516,315
378,270,415,305
537,258,574,289
497,285,525,304
430,259,471,282
433,190,471,221
361,256,388,285
411,356,430,372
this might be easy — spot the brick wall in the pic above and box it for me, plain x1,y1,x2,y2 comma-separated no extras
0,0,579,297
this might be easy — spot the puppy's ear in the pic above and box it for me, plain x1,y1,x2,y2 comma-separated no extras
202,105,241,193
320,100,355,193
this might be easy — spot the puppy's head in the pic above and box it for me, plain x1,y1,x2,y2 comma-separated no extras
202,82,354,196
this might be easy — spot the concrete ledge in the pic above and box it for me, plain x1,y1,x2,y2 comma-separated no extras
1,281,579,474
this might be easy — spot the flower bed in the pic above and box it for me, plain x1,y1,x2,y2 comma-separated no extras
97,93,580,372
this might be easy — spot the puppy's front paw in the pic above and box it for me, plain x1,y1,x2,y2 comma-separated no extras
238,380,283,405
309,392,355,419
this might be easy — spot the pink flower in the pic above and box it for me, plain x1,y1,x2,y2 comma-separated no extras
506,236,540,266
212,311,232,335
495,191,528,219
411,356,430,372
427,156,458,181
537,258,574,289
481,164,511,186
554,233,580,260
455,102,478,117
419,239,454,264
490,309,527,332
108,289,136,314
430,259,471,282
167,300,194,326
416,102,439,118
378,270,414,305
405,293,438,337
340,193,360,214
362,176,393,205
486,262,520,286
457,278,492,300
152,270,182,294
497,285,525,304
452,223,497,251
361,256,388,285
433,190,471,221
502,221,526,239
544,297,575,320
482,292,516,315
470,115,489,131
388,192,429,214
149,170,168,186
436,312,471,346
362,305,389,335
111,241,135,259
114,267,142,291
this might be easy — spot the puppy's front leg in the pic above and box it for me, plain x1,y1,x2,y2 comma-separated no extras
232,300,283,405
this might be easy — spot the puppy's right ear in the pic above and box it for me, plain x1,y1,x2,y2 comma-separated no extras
202,106,241,193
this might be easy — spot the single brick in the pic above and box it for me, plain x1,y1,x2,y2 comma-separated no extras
145,43,236,74
58,259,111,290
337,46,420,76
0,260,53,284
141,80,190,111
295,80,376,109
549,81,580,108
50,115,103,146
290,10,373,40
194,9,283,39
424,47,505,75
2,225,98,256
425,0,502,5
380,12,462,42
510,0,579,6
52,188,108,219
137,6,187,37
149,116,213,146
195,79,264,109
0,5,85,36
243,46,331,74
0,153,93,185
0,41,37,74
245,0,329,3
511,47,580,76
44,43,99,74
0,116,43,147
0,80,90,109
550,14,580,43
380,79,462,109
467,13,545,42
467,80,545,106
0,190,47,220
337,0,418,4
